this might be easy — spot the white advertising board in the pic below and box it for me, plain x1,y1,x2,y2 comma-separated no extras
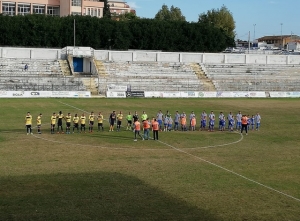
144,91,163,98
180,91,198,98
198,92,217,98
285,92,300,98
269,92,287,98
106,91,126,98
269,91,300,98
216,91,266,98
0,91,91,98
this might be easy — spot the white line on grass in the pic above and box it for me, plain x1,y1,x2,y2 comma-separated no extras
57,100,300,202
157,140,300,203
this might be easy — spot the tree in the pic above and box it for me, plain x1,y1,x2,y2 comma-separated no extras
198,5,235,38
101,0,111,19
117,12,139,21
154,4,186,21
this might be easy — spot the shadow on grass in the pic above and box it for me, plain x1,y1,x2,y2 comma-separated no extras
0,172,222,221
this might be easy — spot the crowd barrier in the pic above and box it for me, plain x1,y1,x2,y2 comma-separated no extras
1,91,299,98
0,91,91,98
106,91,300,98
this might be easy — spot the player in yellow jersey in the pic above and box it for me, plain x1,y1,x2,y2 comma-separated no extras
36,113,42,134
97,112,104,132
73,113,79,133
65,113,72,134
89,111,95,133
116,111,123,132
25,112,33,135
57,111,64,134
80,113,86,133
50,112,57,134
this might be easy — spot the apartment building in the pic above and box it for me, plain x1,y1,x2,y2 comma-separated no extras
108,0,134,16
0,0,133,18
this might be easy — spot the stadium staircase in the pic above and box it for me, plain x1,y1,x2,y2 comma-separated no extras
190,63,216,91
59,60,71,76
82,78,98,95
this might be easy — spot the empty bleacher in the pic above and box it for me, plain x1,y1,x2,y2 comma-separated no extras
204,64,300,91
96,61,207,93
0,58,86,91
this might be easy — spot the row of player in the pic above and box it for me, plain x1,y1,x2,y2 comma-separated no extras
25,110,262,136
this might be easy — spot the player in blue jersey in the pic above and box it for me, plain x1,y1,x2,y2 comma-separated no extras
168,116,173,131
157,110,164,131
221,116,226,131
208,111,215,132
236,111,242,131
229,118,235,132
227,112,233,129
163,116,169,132
250,115,255,130
218,112,224,131
200,110,207,131
174,111,180,131
255,113,261,131
247,115,251,131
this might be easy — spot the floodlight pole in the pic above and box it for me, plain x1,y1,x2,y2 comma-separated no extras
74,19,76,48
253,24,256,42
280,23,283,49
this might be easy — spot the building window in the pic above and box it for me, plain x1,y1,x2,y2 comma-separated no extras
91,8,93,16
2,2,16,16
71,12,81,15
88,8,90,15
47,6,60,16
98,9,101,17
72,0,82,7
18,4,31,15
33,5,45,14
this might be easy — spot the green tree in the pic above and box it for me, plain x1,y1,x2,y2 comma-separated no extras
154,4,186,21
117,12,139,21
101,0,111,19
198,5,235,38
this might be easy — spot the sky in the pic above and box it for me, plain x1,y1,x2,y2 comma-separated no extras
126,0,300,41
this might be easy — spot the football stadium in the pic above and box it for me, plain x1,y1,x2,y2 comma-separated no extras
1,45,300,221
1,3,300,219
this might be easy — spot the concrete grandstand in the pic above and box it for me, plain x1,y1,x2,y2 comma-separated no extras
1,46,300,94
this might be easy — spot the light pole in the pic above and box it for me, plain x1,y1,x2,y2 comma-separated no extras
280,23,283,49
253,24,256,42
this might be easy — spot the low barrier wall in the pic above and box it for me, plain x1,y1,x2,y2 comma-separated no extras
0,91,91,98
106,91,300,98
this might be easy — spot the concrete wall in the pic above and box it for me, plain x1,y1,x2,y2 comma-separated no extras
0,47,60,59
1,47,300,65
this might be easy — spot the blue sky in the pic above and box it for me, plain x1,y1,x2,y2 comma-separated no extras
127,0,300,40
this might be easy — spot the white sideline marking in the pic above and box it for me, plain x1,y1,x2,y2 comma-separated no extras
55,100,300,202
158,139,300,202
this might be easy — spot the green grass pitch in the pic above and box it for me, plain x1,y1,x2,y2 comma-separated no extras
0,98,300,221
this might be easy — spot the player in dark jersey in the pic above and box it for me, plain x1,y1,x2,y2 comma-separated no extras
57,111,64,134
109,111,116,132
89,111,95,133
80,113,86,133
65,113,72,134
73,114,79,133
